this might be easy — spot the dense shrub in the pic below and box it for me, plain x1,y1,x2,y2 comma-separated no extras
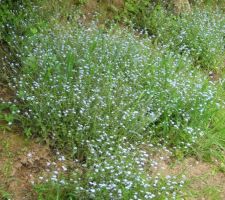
10,25,220,155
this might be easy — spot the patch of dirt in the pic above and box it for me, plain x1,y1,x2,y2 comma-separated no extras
209,71,221,82
0,130,52,200
0,85,57,199
0,84,15,102
173,0,191,14
154,156,225,199
79,0,124,24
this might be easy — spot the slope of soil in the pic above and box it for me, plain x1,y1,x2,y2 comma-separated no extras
0,85,52,200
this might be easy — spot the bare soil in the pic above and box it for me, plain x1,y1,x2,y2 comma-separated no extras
0,85,52,200
153,154,225,200
0,84,14,102
0,131,51,200
0,84,81,200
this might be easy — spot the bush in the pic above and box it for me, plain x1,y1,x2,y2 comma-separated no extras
11,24,220,156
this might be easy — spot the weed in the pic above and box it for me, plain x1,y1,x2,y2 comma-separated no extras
0,186,11,200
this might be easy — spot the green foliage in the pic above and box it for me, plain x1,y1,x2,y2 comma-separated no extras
155,9,225,70
121,0,167,29
11,24,221,157
0,1,30,40
120,3,225,70
35,182,75,200
191,0,225,8
0,186,11,200
0,102,18,127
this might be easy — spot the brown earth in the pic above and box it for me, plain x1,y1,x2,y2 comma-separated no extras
0,85,52,200
152,153,225,200
0,131,51,200
0,84,80,200
0,84,14,102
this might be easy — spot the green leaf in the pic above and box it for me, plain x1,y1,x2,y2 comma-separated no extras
30,27,38,34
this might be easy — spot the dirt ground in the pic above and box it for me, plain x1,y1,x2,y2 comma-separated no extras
0,131,51,200
0,84,82,200
0,85,52,199
152,151,225,200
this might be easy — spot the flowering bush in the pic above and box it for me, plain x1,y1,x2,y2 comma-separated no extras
10,24,220,156
2,3,224,198
121,4,225,70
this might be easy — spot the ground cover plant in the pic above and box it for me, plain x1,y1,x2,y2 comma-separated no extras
0,0,225,199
